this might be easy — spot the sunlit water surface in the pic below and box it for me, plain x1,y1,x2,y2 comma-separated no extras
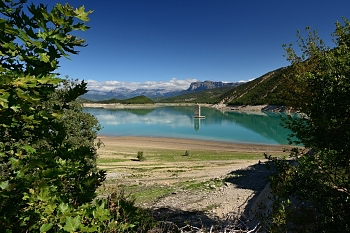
84,106,294,145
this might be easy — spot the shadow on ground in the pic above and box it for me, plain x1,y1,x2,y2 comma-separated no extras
149,162,275,231
224,162,275,191
151,207,249,232
224,162,275,216
152,207,220,231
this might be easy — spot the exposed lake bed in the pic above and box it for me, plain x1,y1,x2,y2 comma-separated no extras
97,136,294,230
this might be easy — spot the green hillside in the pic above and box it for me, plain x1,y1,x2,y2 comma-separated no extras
94,95,155,104
159,67,293,106
122,95,155,104
77,97,94,103
158,86,236,104
220,67,290,106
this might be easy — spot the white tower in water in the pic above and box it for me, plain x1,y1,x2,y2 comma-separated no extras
194,104,205,118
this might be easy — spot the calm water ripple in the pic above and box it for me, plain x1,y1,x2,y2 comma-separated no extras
84,106,294,145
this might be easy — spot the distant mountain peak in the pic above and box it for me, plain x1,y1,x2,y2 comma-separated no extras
187,80,242,91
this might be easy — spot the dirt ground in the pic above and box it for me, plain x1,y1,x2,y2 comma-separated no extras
97,136,292,230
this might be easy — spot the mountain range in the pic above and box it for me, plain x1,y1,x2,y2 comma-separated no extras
158,67,290,105
82,66,292,106
82,80,243,101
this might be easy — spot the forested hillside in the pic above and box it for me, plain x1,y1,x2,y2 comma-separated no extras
155,67,292,106
94,95,154,104
158,86,236,104
219,67,290,106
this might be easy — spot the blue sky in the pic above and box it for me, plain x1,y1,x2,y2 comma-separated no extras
32,0,350,91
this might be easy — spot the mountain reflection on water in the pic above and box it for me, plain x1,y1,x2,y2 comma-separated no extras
84,106,294,145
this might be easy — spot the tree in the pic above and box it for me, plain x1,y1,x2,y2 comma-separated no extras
0,1,110,231
265,18,350,232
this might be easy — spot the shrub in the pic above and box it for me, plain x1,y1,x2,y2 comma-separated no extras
106,191,156,232
137,151,146,161
264,18,350,232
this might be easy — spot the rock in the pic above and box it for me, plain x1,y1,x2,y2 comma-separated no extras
246,182,273,229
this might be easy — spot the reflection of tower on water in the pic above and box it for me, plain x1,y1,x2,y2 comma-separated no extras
194,104,205,131
194,118,204,131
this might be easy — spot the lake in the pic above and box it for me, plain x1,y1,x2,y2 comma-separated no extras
84,106,293,145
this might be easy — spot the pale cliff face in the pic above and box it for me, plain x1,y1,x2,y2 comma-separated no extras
187,81,242,91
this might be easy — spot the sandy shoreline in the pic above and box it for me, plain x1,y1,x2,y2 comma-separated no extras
97,135,292,153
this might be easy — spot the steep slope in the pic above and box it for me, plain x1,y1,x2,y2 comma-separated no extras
219,67,290,106
158,86,237,104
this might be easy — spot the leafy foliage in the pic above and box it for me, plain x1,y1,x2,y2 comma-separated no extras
265,18,350,232
0,1,113,231
107,191,156,232
137,151,146,161
0,2,158,232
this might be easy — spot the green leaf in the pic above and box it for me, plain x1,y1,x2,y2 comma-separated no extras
58,202,69,214
80,225,98,232
0,181,9,190
51,112,63,118
40,223,53,232
92,202,110,222
39,53,50,63
44,203,57,215
74,6,92,22
21,145,36,154
63,216,81,232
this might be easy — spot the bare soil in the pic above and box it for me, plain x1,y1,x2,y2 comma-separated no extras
97,136,291,230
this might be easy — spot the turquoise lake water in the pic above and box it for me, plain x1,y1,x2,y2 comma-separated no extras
84,106,293,145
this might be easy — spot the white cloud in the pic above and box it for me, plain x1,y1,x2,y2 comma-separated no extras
86,78,198,91
238,78,255,83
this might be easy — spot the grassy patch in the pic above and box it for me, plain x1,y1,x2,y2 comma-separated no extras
116,184,176,205
98,145,271,164
98,158,129,163
182,178,224,191
130,149,265,162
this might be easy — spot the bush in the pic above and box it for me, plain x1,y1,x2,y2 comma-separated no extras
0,2,156,232
264,18,350,232
137,151,146,161
107,191,156,232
